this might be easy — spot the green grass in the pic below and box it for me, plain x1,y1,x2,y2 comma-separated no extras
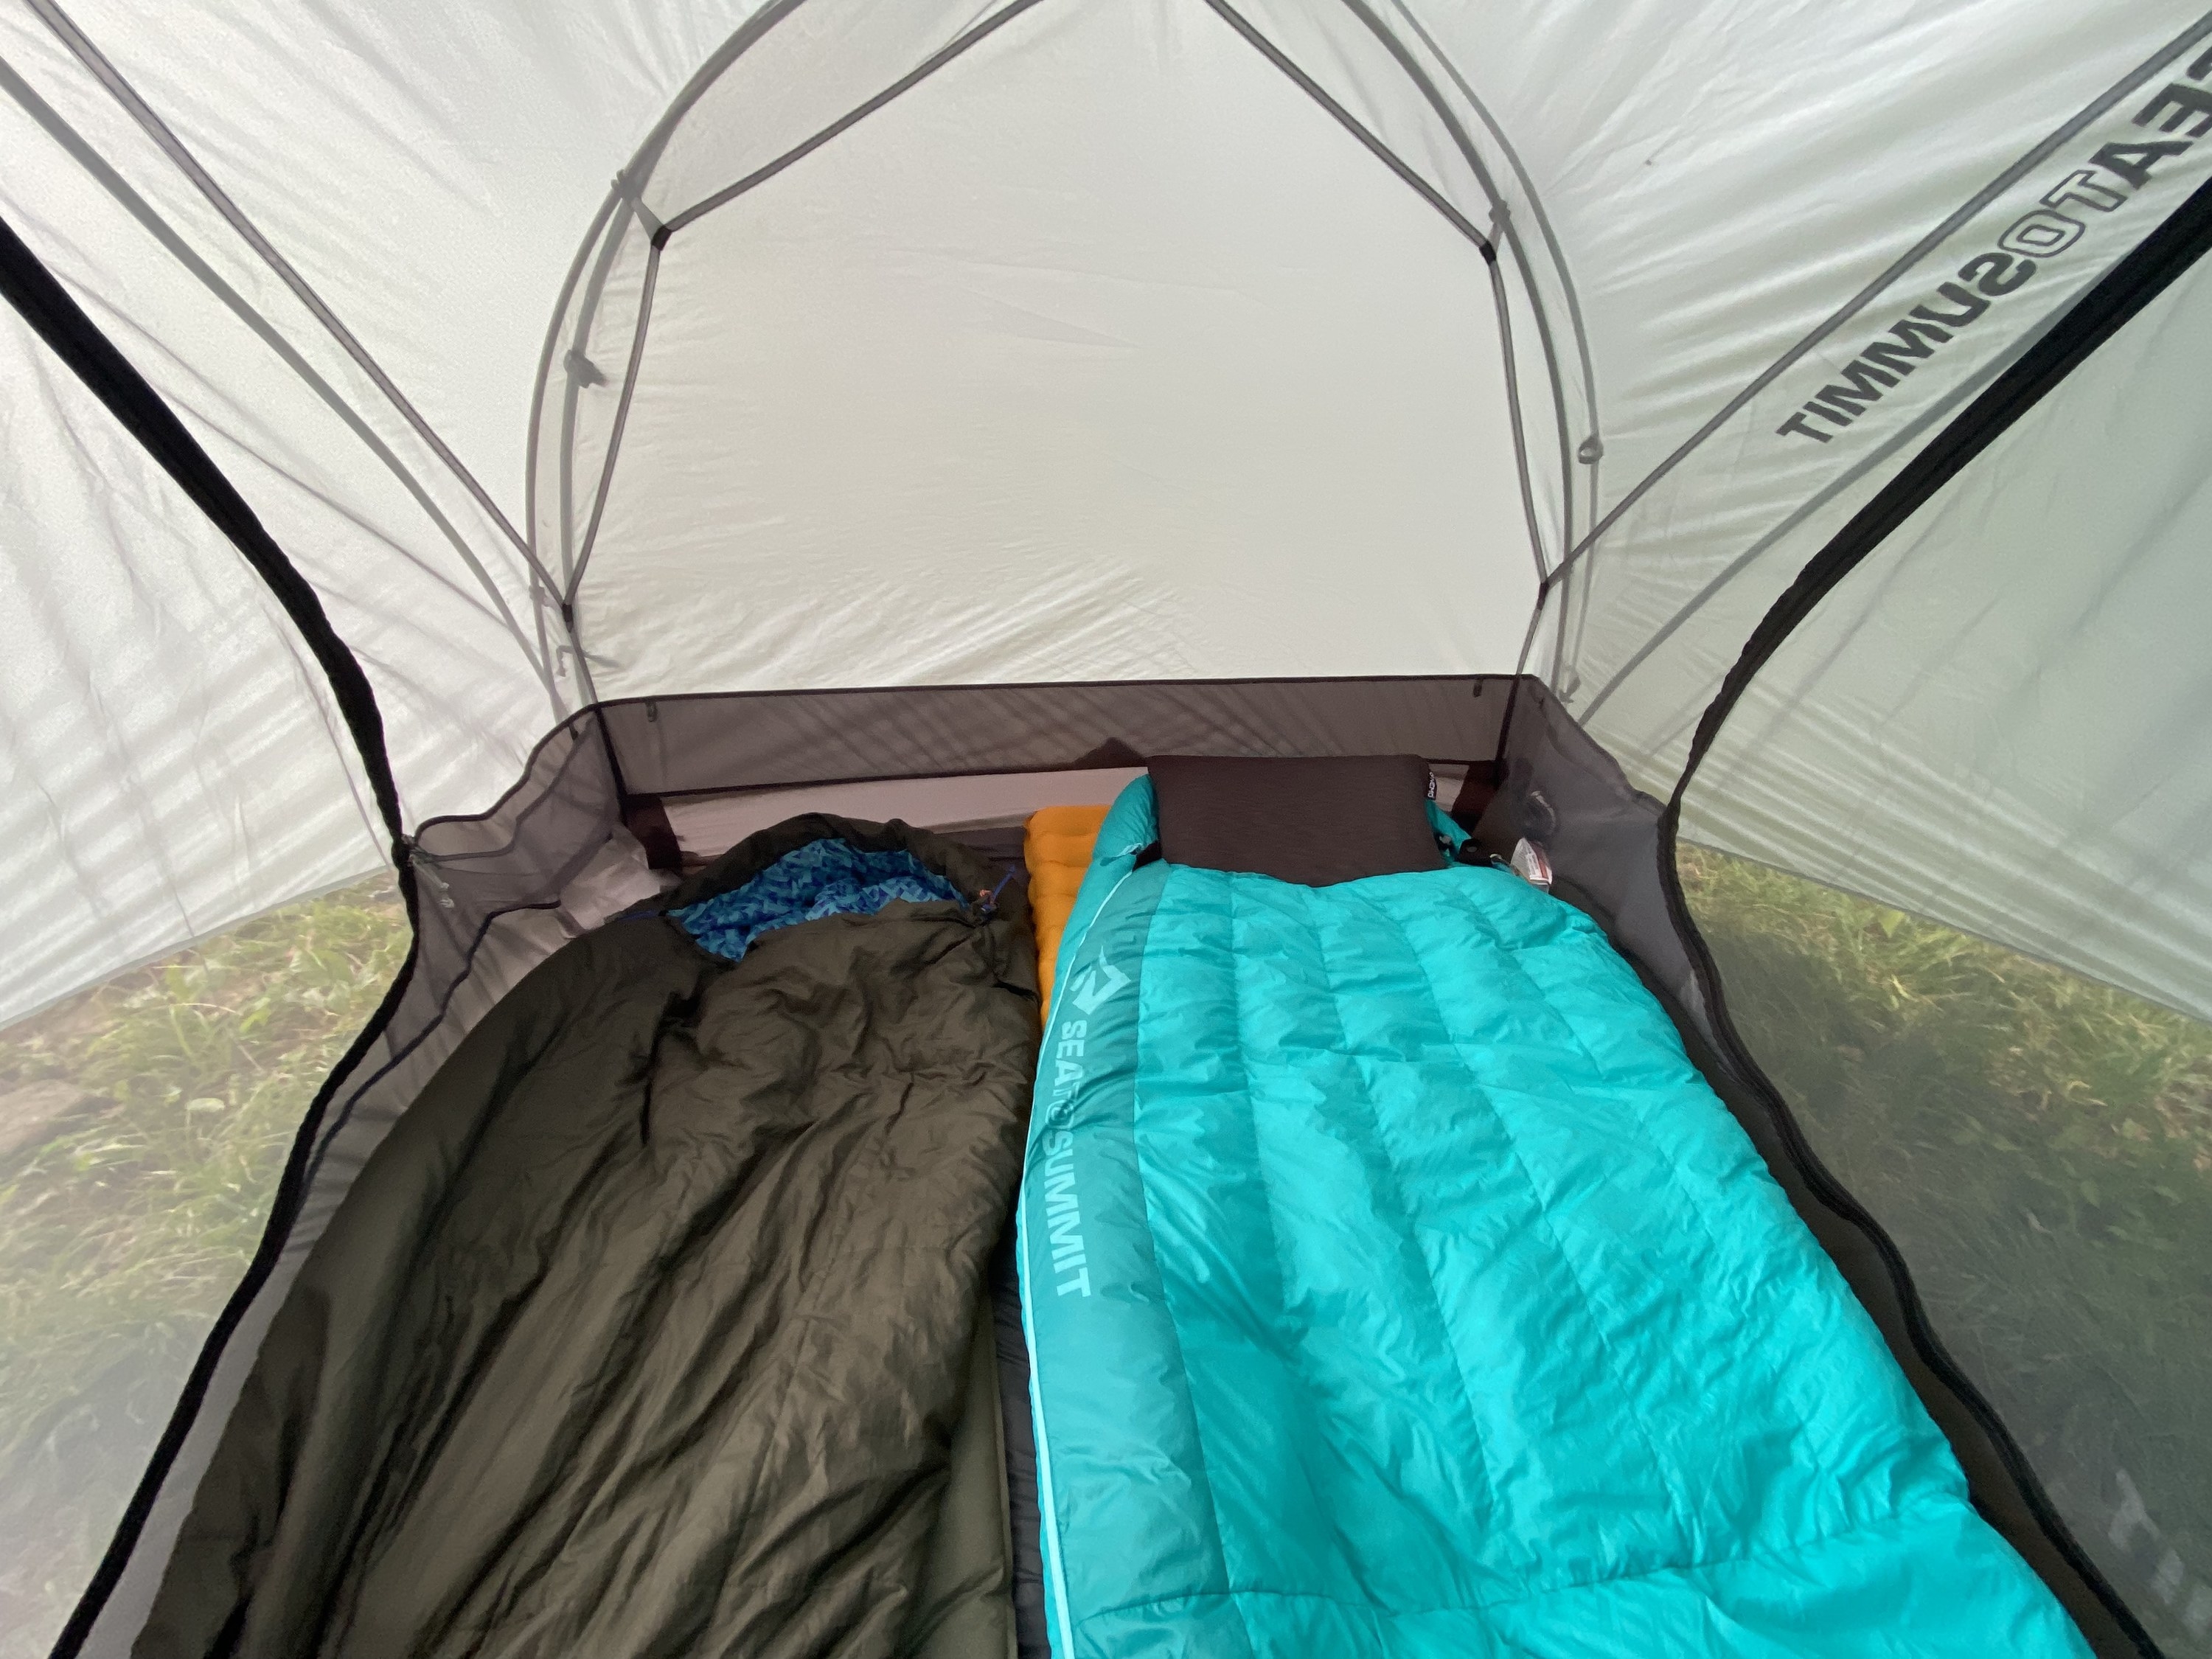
1680,844,2212,1642
0,878,407,1658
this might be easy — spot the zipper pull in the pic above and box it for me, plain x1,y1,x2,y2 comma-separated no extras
408,840,457,911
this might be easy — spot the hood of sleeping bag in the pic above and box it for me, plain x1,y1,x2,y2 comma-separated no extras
660,813,1012,925
673,833,967,961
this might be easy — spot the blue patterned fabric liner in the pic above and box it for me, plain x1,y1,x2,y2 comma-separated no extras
672,837,962,963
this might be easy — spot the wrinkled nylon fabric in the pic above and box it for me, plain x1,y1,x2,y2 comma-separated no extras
1019,779,2087,1658
139,818,1034,1659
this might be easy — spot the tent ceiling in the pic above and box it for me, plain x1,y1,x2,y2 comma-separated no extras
573,0,1534,697
1,0,2209,1029
8,0,765,518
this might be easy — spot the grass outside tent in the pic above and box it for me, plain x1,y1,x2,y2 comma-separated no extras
0,879,406,1658
1680,845,2212,1652
0,854,2206,1653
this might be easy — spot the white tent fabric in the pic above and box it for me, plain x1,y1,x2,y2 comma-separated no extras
0,0,757,1021
1551,7,2212,783
1683,252,2212,1026
1,0,2208,1009
0,303,380,1018
575,0,1531,697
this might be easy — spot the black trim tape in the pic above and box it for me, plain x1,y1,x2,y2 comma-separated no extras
0,210,425,1659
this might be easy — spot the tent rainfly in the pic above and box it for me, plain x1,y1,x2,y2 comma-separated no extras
1,1,2209,1655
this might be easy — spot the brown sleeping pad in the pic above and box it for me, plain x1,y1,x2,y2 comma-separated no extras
139,815,1037,1659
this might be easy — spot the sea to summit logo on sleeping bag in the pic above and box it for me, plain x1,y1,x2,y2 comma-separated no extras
1038,1131,1089,1298
1776,69,2212,444
1067,957,1130,1015
1034,955,1131,1300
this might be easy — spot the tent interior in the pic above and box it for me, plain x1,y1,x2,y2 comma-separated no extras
1,1,2209,1655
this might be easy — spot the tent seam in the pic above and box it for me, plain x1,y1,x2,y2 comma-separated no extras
529,0,815,585
1197,0,1495,260
1324,0,1570,563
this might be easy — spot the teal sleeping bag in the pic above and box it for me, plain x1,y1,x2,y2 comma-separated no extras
1018,777,2087,1658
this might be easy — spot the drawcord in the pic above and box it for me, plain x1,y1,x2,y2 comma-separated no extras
973,868,1018,919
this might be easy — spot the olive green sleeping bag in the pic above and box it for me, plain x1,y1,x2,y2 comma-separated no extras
139,816,1036,1659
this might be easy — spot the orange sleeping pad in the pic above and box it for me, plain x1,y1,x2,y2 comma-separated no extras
1025,803,1110,1020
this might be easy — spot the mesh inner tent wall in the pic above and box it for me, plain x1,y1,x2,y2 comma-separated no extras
1674,235,2212,1658
0,293,394,1659
1549,23,2212,1000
